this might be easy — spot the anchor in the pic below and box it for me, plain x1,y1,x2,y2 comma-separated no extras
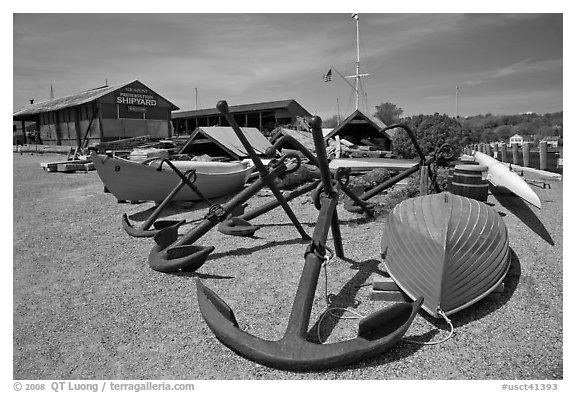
147,100,312,273
343,123,455,213
122,159,213,238
196,116,423,370
245,130,374,218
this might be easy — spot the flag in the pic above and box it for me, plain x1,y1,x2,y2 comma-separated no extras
351,13,358,20
323,69,333,82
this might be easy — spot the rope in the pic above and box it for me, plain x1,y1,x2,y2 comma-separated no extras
316,250,454,346
403,308,454,345
317,250,366,344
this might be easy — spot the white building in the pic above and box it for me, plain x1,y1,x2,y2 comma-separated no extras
508,134,524,147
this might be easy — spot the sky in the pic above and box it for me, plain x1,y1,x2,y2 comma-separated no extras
12,10,564,121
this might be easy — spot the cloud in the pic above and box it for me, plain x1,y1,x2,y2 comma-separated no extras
492,58,562,79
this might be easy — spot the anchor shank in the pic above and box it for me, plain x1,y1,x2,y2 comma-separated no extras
310,117,335,197
285,195,338,337
359,156,436,201
266,181,310,240
217,100,269,176
239,179,320,221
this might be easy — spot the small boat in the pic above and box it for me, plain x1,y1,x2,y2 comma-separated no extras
381,192,510,318
472,150,541,208
90,151,254,202
328,157,417,171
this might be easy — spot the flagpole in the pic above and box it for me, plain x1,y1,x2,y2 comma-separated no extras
455,85,459,118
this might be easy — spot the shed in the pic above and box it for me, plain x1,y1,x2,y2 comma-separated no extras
13,80,179,147
324,109,392,151
178,126,273,160
172,99,312,135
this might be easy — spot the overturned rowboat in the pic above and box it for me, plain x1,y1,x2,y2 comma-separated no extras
91,151,254,203
381,192,510,318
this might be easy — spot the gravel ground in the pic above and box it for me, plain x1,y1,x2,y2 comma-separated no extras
12,153,563,380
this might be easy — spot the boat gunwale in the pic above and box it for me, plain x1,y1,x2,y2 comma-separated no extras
96,153,253,177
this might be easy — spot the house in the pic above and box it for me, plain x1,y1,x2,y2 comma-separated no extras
13,80,179,147
542,136,561,148
323,109,392,151
508,134,524,147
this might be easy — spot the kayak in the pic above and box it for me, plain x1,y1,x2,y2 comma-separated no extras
472,150,541,208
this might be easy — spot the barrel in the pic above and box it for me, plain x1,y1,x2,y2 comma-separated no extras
446,161,478,189
448,164,488,201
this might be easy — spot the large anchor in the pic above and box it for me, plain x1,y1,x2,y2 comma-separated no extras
196,115,423,370
147,100,311,273
344,123,455,213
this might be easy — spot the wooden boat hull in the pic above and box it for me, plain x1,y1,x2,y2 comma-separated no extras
381,192,510,318
91,152,254,202
473,150,541,208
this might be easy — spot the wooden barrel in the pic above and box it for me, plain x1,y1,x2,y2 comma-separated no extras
448,164,488,201
447,161,478,189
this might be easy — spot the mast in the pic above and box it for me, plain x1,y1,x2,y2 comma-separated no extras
346,14,369,111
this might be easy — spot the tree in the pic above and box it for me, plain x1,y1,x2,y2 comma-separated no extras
494,125,513,141
480,129,498,143
392,113,473,159
321,115,340,128
374,102,404,125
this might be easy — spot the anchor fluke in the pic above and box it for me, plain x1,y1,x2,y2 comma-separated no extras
153,224,181,249
122,213,185,238
197,278,423,370
149,244,215,273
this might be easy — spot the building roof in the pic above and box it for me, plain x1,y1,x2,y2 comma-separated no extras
324,109,391,141
179,126,273,160
270,127,316,153
172,99,311,119
13,80,179,119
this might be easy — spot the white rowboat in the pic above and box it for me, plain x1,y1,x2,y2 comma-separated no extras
91,151,254,203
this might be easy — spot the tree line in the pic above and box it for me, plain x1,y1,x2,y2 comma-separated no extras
323,102,563,159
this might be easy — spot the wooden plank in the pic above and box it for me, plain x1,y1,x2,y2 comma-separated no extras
369,289,410,302
372,276,401,291
56,163,90,172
